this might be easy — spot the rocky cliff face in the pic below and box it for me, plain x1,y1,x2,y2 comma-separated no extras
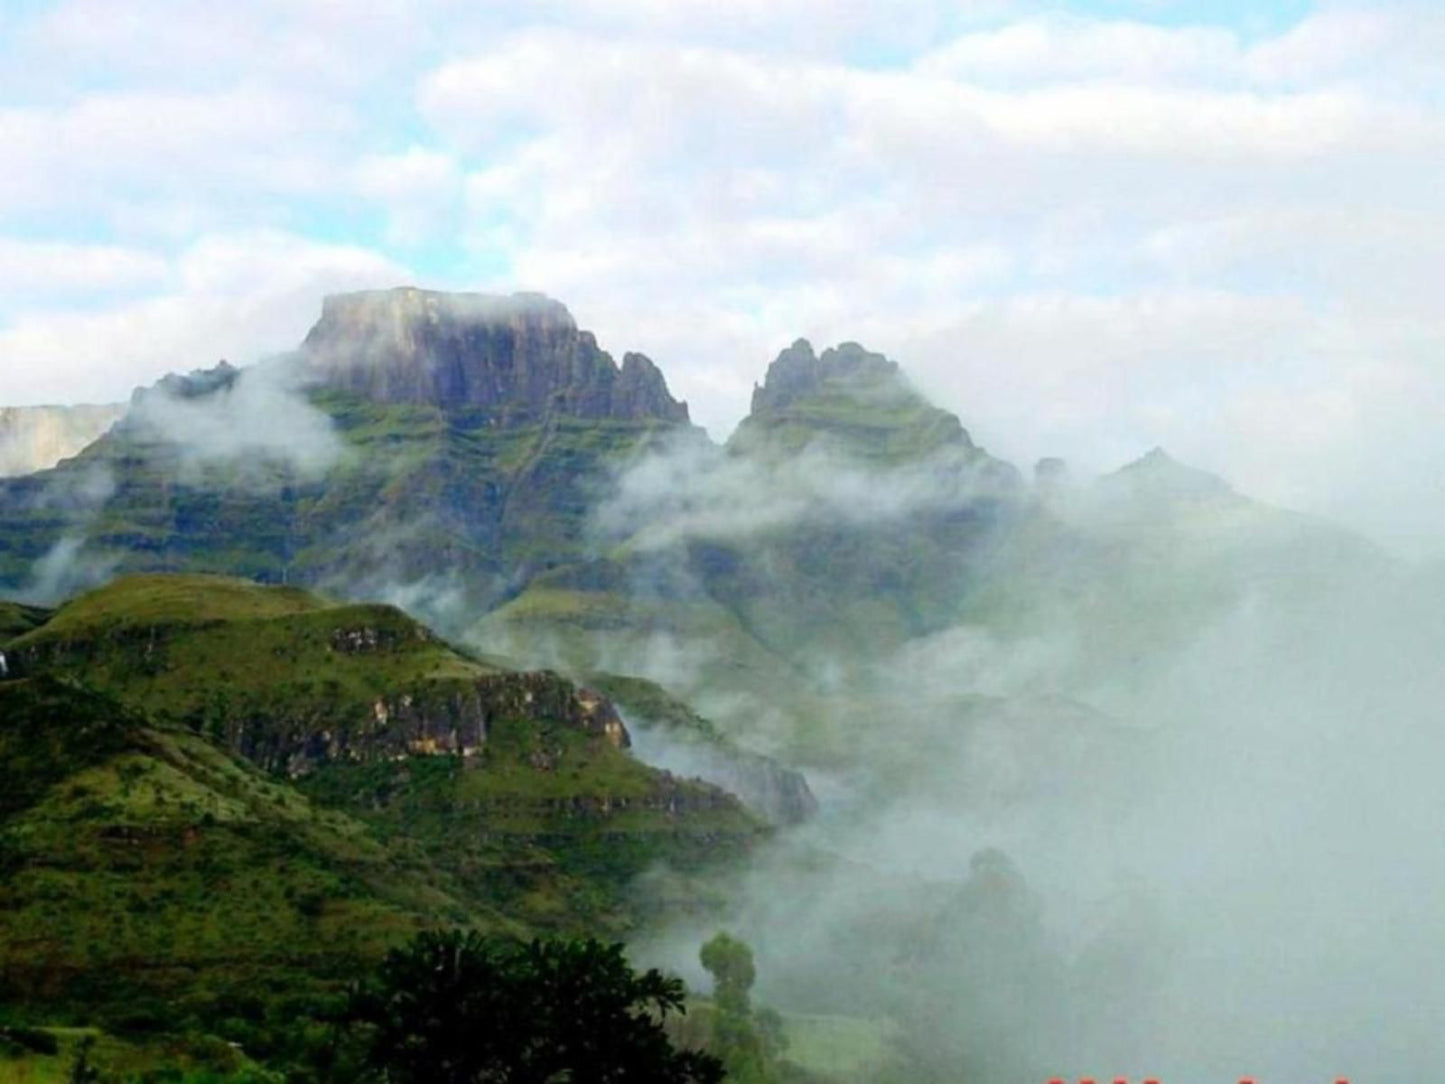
299,287,689,423
730,338,982,464
749,338,915,417
0,404,124,477
232,670,632,777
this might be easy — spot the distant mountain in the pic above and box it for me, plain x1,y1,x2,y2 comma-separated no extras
730,338,978,464
477,338,1033,758
0,403,123,477
0,290,1387,765
0,291,694,607
299,287,688,422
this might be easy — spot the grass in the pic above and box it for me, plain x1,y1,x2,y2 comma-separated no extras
780,1012,901,1081
0,675,500,1064
0,1027,278,1083
0,573,767,1030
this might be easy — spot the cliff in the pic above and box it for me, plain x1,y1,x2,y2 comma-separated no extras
729,338,987,466
0,403,124,477
299,287,689,423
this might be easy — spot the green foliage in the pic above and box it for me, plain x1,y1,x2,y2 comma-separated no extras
697,932,808,1084
68,1036,101,1083
700,931,756,1014
346,930,724,1084
0,676,488,1045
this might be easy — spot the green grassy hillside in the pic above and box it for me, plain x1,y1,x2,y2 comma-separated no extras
3,575,765,938
0,386,680,620
0,676,493,1046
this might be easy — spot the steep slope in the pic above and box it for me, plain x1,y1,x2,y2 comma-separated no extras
0,404,123,478
0,674,492,1028
300,287,688,422
0,290,692,616
5,575,766,934
475,339,1033,756
584,671,818,825
730,338,990,467
1022,446,1388,688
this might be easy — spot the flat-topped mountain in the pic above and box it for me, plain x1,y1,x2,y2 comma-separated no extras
299,287,688,423
0,403,124,477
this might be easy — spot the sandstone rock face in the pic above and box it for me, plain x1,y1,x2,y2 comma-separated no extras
299,287,689,423
0,404,124,478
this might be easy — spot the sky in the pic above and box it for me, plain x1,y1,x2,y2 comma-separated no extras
1,0,1442,554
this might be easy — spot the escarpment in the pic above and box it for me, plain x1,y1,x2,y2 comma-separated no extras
299,287,689,423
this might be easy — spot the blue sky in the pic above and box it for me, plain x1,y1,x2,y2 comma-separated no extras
1,0,1443,552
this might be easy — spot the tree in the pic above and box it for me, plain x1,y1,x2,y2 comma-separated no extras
698,933,754,1015
699,932,769,1083
346,930,723,1084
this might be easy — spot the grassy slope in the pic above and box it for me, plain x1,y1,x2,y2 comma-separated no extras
0,1026,279,1084
7,573,497,734
471,372,1029,761
0,601,49,642
0,390,679,609
0,676,493,1027
5,575,764,939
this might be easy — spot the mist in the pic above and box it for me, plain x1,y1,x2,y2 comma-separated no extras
537,423,1445,1082
125,355,346,485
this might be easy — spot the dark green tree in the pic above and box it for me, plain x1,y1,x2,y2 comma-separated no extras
699,932,769,1083
347,930,723,1084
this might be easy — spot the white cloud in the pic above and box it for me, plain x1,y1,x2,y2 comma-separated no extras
0,240,170,298
0,232,408,406
2,1,1445,551
353,147,463,246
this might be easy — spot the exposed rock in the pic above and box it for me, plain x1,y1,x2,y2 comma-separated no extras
138,361,241,403
0,404,124,478
639,737,819,826
297,287,689,424
749,339,911,417
236,669,632,777
588,673,818,825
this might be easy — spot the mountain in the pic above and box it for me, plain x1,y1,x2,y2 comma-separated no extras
299,287,688,422
0,290,1382,761
731,338,988,466
1,575,766,943
474,338,1033,759
0,672,497,1032
0,404,123,478
0,290,693,608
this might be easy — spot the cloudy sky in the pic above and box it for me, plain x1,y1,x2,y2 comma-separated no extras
1,0,1442,553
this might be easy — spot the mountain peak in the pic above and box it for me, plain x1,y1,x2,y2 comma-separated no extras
732,338,994,467
298,287,688,424
1103,446,1234,503
750,338,905,416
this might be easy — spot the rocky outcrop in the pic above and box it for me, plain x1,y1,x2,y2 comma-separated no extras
733,338,985,466
298,287,689,424
749,338,910,417
635,736,819,826
226,670,629,777
0,404,124,478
